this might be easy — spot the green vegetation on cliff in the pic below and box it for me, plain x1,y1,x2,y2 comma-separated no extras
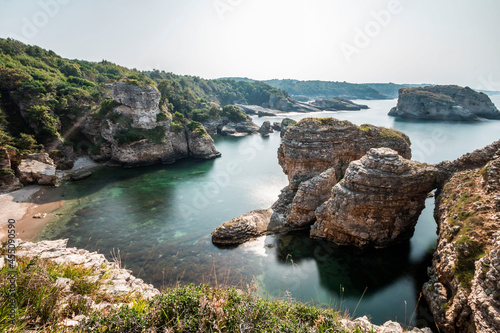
150,70,289,120
0,38,153,152
441,169,492,288
0,38,289,156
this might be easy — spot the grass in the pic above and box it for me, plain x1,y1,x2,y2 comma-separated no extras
0,253,370,332
440,169,492,289
453,236,486,288
83,283,347,333
0,256,102,331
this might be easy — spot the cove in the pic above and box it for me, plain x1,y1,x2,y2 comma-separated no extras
37,97,500,328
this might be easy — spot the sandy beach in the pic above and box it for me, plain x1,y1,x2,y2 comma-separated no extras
0,185,66,242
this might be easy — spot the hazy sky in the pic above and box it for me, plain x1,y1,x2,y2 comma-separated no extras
1,0,499,90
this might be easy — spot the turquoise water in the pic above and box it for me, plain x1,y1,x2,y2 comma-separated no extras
38,97,500,328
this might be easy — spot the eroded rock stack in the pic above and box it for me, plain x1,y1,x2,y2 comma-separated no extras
277,118,411,184
271,119,412,230
212,118,413,245
311,148,442,247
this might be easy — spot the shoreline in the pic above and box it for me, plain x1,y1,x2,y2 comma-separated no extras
0,185,66,242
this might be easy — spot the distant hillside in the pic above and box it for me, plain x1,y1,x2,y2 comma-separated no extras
221,78,433,100
365,83,430,98
262,79,389,100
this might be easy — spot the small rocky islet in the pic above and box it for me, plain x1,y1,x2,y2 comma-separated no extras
388,85,500,121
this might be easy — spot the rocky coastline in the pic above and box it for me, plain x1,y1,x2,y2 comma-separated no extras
236,97,368,116
423,147,500,333
0,81,222,193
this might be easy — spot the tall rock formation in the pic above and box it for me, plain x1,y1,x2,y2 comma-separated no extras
389,85,500,121
311,148,443,247
270,118,412,231
277,119,411,185
83,81,220,166
212,118,412,244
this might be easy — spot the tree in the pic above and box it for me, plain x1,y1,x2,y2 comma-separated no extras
17,133,37,150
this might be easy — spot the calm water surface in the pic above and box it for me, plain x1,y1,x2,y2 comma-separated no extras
38,97,500,328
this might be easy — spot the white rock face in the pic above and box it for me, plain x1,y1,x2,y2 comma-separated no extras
83,82,220,166
15,239,160,300
17,159,57,185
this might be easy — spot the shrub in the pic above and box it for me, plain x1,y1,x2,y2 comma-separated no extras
156,111,169,122
17,133,38,151
187,120,209,138
221,105,249,123
0,168,14,176
67,76,97,88
25,105,60,139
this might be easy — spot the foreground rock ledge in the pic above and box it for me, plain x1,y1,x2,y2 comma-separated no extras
2,239,431,332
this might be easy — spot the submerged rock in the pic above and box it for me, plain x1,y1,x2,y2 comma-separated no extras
389,85,500,121
211,208,274,245
258,121,273,135
311,148,442,247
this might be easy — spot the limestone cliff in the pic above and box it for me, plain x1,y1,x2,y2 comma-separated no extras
389,85,500,121
83,81,220,166
423,147,500,333
311,148,442,247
